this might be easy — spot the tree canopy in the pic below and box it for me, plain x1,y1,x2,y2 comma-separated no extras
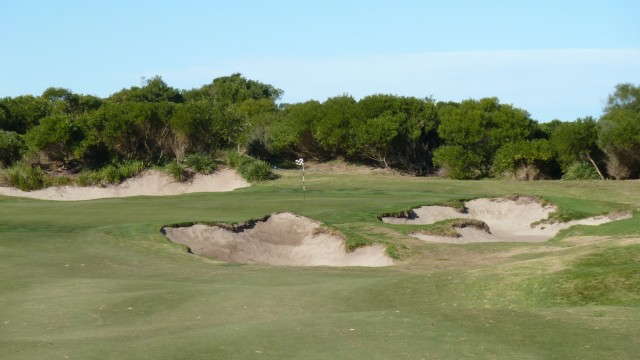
0,76,637,181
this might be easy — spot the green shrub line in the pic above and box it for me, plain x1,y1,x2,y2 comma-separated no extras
226,151,277,182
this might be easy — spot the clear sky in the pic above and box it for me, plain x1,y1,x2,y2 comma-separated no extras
1,0,639,122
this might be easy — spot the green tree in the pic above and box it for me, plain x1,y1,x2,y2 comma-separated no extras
42,87,103,116
358,95,440,173
353,111,403,168
433,145,481,179
25,114,82,163
493,139,556,180
0,95,49,133
598,83,640,179
208,73,283,104
436,97,535,177
109,76,183,103
550,117,604,179
0,130,25,167
314,95,363,157
268,100,327,160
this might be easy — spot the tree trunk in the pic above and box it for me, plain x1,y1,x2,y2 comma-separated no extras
586,154,605,180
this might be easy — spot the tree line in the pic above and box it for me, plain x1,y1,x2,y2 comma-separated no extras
1,73,638,181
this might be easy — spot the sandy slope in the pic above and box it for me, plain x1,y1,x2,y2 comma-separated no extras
0,169,249,201
163,212,393,267
383,196,632,243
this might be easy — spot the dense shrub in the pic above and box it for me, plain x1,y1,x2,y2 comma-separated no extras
226,151,276,182
561,162,600,180
0,130,25,167
433,145,480,179
185,153,217,174
165,161,189,182
75,161,145,186
493,140,556,180
2,162,45,191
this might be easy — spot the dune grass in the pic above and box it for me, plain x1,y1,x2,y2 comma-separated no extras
1,172,639,359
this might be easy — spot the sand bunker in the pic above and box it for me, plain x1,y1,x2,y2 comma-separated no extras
0,169,249,201
382,196,632,243
162,212,393,267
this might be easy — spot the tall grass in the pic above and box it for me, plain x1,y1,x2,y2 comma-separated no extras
184,153,217,174
76,160,146,186
1,161,45,191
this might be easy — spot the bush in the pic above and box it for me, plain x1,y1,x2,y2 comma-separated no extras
0,130,25,167
561,162,600,180
165,161,189,182
226,151,249,169
100,165,121,183
241,160,275,182
2,162,45,191
226,151,276,182
76,173,99,187
185,153,216,174
75,160,145,186
433,145,480,179
118,160,146,179
46,175,73,187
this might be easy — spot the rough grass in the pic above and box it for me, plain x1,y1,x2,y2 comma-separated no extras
411,218,491,238
1,174,639,359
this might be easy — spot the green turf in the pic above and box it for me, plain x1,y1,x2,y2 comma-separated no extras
1,172,639,359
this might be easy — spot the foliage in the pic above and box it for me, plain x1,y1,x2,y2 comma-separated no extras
164,161,189,182
2,78,639,182
207,73,283,104
432,145,480,179
0,95,49,133
184,153,217,174
493,139,556,180
75,161,146,186
268,100,328,159
561,162,600,180
0,130,25,167
598,83,640,179
550,117,603,178
1,161,45,191
437,97,536,176
226,151,276,182
25,114,82,163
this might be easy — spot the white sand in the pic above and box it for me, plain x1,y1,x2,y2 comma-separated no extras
162,212,393,267
383,196,632,243
0,169,249,201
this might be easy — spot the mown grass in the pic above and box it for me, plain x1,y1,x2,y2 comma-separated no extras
1,173,639,359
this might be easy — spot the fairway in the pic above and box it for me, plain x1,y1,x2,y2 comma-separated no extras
1,172,639,359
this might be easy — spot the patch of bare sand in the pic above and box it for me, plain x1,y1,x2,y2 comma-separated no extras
0,169,249,201
382,196,632,243
162,212,393,267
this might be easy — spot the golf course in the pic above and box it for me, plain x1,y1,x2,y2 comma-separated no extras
1,168,639,359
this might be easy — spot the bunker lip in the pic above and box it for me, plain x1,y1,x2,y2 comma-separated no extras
0,169,249,201
162,212,393,267
382,195,632,243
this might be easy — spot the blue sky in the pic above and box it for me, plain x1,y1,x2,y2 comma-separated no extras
1,0,639,122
